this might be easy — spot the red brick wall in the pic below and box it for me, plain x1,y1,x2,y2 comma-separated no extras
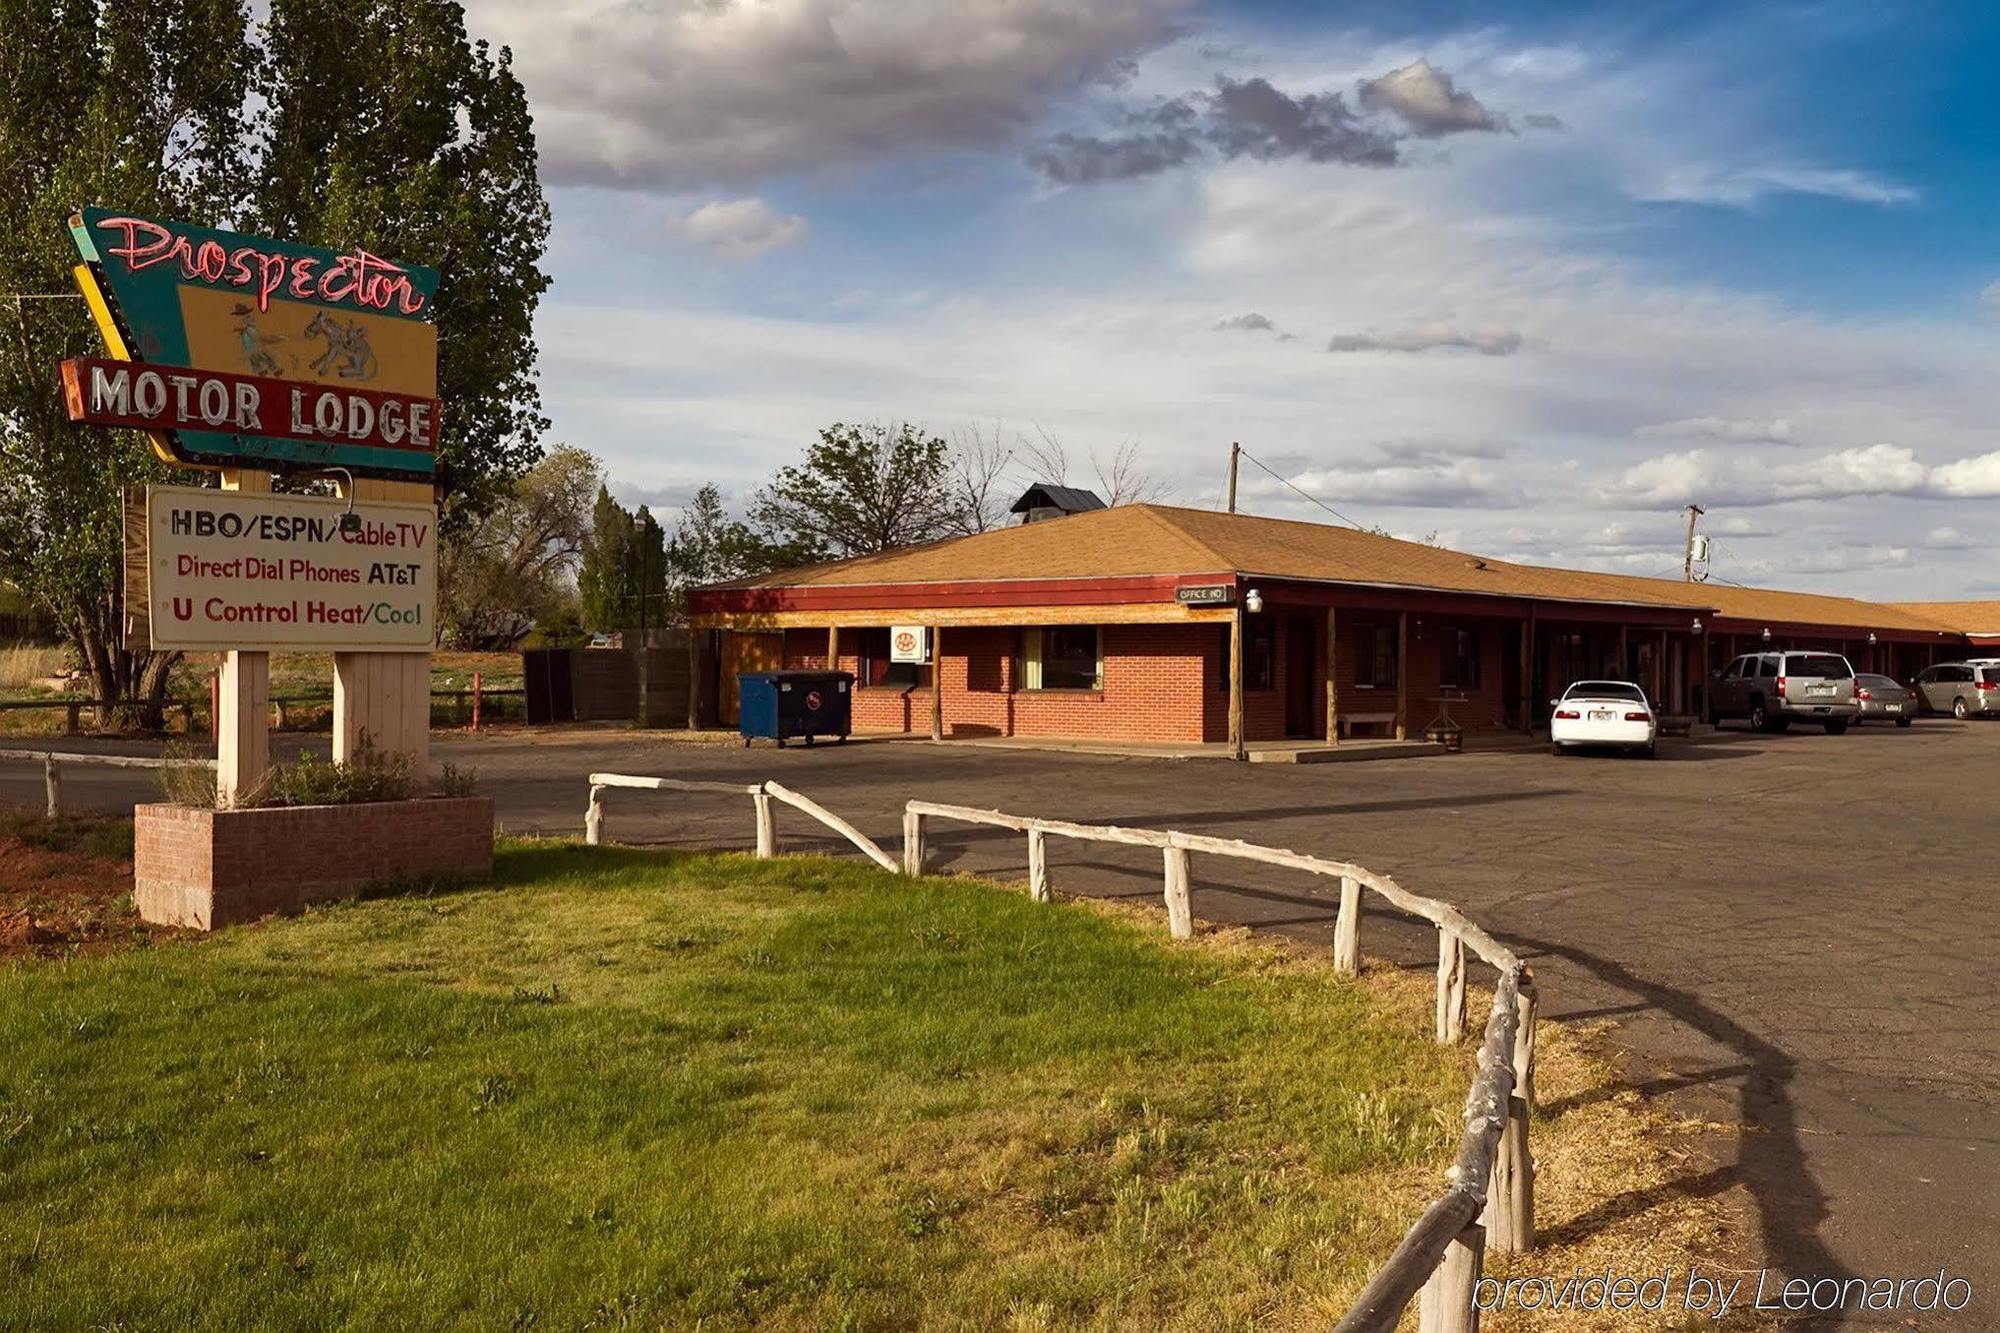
763,610,1524,746
134,797,494,930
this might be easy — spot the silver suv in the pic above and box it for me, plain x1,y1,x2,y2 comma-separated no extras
1914,662,2000,719
1710,651,1858,733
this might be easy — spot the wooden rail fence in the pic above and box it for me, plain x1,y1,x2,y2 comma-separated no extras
583,774,1538,1333
0,748,213,819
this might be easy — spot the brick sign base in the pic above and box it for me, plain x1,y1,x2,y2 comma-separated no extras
134,797,494,930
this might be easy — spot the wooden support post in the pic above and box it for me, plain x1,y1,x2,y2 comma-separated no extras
1520,609,1535,733
686,628,701,730
585,785,604,845
1395,611,1410,741
753,788,776,858
929,625,944,741
1162,844,1193,939
1616,624,1629,681
1332,875,1361,974
215,469,273,804
826,625,839,671
63,702,80,736
1654,629,1668,707
333,475,433,775
1435,929,1466,1044
43,752,60,819
471,671,482,731
1027,826,1050,902
1228,601,1246,760
1324,605,1340,745
901,807,926,876
216,646,271,807
1417,1223,1486,1333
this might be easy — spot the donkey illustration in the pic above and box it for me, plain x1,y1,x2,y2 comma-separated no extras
305,311,380,382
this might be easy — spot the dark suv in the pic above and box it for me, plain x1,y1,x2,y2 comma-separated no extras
1709,651,1858,733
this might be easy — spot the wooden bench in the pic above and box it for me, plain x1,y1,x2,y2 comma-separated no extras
1337,710,1398,739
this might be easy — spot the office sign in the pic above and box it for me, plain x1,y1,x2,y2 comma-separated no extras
68,207,440,478
890,625,929,663
127,485,436,652
1176,584,1234,606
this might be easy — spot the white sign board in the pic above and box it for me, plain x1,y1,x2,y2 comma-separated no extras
889,625,929,664
129,484,436,652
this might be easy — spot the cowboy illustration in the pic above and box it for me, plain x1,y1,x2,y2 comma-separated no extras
305,310,379,382
230,303,288,376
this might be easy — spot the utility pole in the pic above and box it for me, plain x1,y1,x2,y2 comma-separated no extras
1682,504,1705,582
1225,442,1240,513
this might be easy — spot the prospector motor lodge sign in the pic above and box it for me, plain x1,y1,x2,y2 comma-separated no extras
130,485,436,653
63,207,441,478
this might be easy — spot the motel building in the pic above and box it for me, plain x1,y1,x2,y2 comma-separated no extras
687,501,1992,753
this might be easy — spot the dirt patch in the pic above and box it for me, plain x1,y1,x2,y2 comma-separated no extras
0,807,164,962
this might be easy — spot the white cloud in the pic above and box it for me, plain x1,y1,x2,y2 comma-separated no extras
1982,280,2000,314
1278,455,1517,508
1356,59,1504,136
1636,164,1917,209
482,0,1191,188
1634,416,1795,445
1326,325,1524,356
1596,443,2000,506
1924,526,1977,550
667,198,810,261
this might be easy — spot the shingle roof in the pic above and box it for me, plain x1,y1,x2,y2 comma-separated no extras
705,504,1973,633
1890,601,2000,635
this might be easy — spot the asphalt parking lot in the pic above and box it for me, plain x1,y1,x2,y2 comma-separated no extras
7,718,1995,1326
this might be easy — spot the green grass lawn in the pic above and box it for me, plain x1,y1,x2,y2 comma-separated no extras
0,844,1471,1331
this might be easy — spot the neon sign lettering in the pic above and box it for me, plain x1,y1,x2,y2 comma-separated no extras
92,216,428,316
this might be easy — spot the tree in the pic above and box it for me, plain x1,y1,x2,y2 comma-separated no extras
576,487,667,633
1015,427,1170,506
749,422,965,560
437,445,598,649
945,421,1016,535
255,0,552,529
0,0,257,723
0,0,551,717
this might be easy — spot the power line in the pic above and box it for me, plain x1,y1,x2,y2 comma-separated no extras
1236,447,1364,529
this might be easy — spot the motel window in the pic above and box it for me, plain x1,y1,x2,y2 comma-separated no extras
1214,621,1275,691
1440,627,1480,690
1023,626,1102,690
857,628,924,688
1354,623,1398,689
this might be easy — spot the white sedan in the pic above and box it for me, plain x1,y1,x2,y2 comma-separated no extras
1550,680,1658,758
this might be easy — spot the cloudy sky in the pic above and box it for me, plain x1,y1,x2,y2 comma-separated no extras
467,0,2000,597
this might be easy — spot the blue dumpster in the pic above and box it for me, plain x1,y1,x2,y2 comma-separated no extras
737,670,853,747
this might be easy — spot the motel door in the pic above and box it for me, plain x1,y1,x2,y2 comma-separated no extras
1284,615,1319,738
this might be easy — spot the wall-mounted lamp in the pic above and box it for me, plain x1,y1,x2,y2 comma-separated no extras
1691,617,1703,634
1867,632,1878,645
1760,627,1771,643
1244,588,1264,614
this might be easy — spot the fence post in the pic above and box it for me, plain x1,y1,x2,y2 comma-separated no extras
1435,930,1466,1044
471,672,483,731
43,752,60,819
1162,844,1193,939
753,787,777,858
64,702,80,736
901,807,925,876
1513,973,1538,1110
1333,875,1361,974
585,784,604,845
1486,1093,1535,1254
1027,826,1050,902
1416,1222,1485,1333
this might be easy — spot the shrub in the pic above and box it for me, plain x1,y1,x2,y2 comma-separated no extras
262,737,418,808
155,742,220,809
432,762,480,798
